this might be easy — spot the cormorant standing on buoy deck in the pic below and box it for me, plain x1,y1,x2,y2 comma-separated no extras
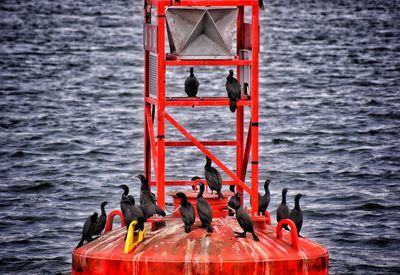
119,184,129,197
277,188,290,229
139,200,166,220
289,193,303,236
228,191,240,216
204,156,224,199
136,174,156,205
176,192,195,233
258,178,271,215
119,184,130,214
225,69,241,113
231,193,259,241
93,201,108,236
196,182,213,233
184,67,199,97
76,212,98,248
120,195,145,239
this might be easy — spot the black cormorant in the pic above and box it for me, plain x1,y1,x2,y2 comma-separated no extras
225,70,241,113
231,193,259,241
136,174,157,205
191,176,202,191
76,212,98,248
243,83,250,100
196,182,213,233
259,0,264,10
184,67,199,97
119,184,129,197
119,184,130,214
277,188,290,229
139,202,166,220
204,156,224,199
228,192,240,216
258,178,270,215
120,195,145,238
289,193,303,236
176,192,195,233
93,201,108,236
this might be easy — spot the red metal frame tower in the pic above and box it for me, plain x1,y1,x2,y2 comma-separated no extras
143,0,260,214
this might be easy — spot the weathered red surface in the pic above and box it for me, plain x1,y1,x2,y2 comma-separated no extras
72,217,328,275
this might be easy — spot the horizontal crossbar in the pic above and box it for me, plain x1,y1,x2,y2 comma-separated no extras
149,180,236,186
164,140,236,146
146,96,251,107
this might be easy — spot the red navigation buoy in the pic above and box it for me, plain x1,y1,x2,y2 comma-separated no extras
72,0,329,273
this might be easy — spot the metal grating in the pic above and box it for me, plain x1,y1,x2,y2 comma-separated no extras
149,53,158,97
240,49,251,96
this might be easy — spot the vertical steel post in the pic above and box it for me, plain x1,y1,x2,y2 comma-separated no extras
236,6,245,205
250,3,259,214
144,5,151,186
156,3,166,209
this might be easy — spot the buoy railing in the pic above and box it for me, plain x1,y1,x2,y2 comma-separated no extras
105,210,125,233
276,219,299,251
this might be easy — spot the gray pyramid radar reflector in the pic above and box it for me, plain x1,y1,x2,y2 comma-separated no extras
166,7,237,59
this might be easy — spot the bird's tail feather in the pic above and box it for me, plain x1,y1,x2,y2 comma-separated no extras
156,206,166,217
229,99,236,113
76,239,84,249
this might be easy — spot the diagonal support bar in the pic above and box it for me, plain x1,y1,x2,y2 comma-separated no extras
164,112,251,195
145,107,158,178
240,120,252,180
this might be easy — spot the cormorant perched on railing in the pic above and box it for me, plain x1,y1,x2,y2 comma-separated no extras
76,212,98,248
225,69,241,113
259,0,265,11
93,201,108,236
204,156,224,199
277,188,290,230
184,67,199,97
176,192,195,233
196,182,213,233
191,176,202,191
289,193,303,236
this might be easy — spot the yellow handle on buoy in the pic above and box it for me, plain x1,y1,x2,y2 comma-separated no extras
124,221,145,254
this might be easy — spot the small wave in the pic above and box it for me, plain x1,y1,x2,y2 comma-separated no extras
354,203,385,211
366,99,382,106
271,138,295,145
368,111,400,120
10,151,24,157
8,182,54,192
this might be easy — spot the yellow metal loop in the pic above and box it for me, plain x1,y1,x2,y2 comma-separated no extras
124,221,146,254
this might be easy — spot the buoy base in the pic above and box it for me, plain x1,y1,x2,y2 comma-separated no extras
72,217,328,275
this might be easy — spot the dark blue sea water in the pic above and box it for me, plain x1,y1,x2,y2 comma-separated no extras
1,0,399,274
